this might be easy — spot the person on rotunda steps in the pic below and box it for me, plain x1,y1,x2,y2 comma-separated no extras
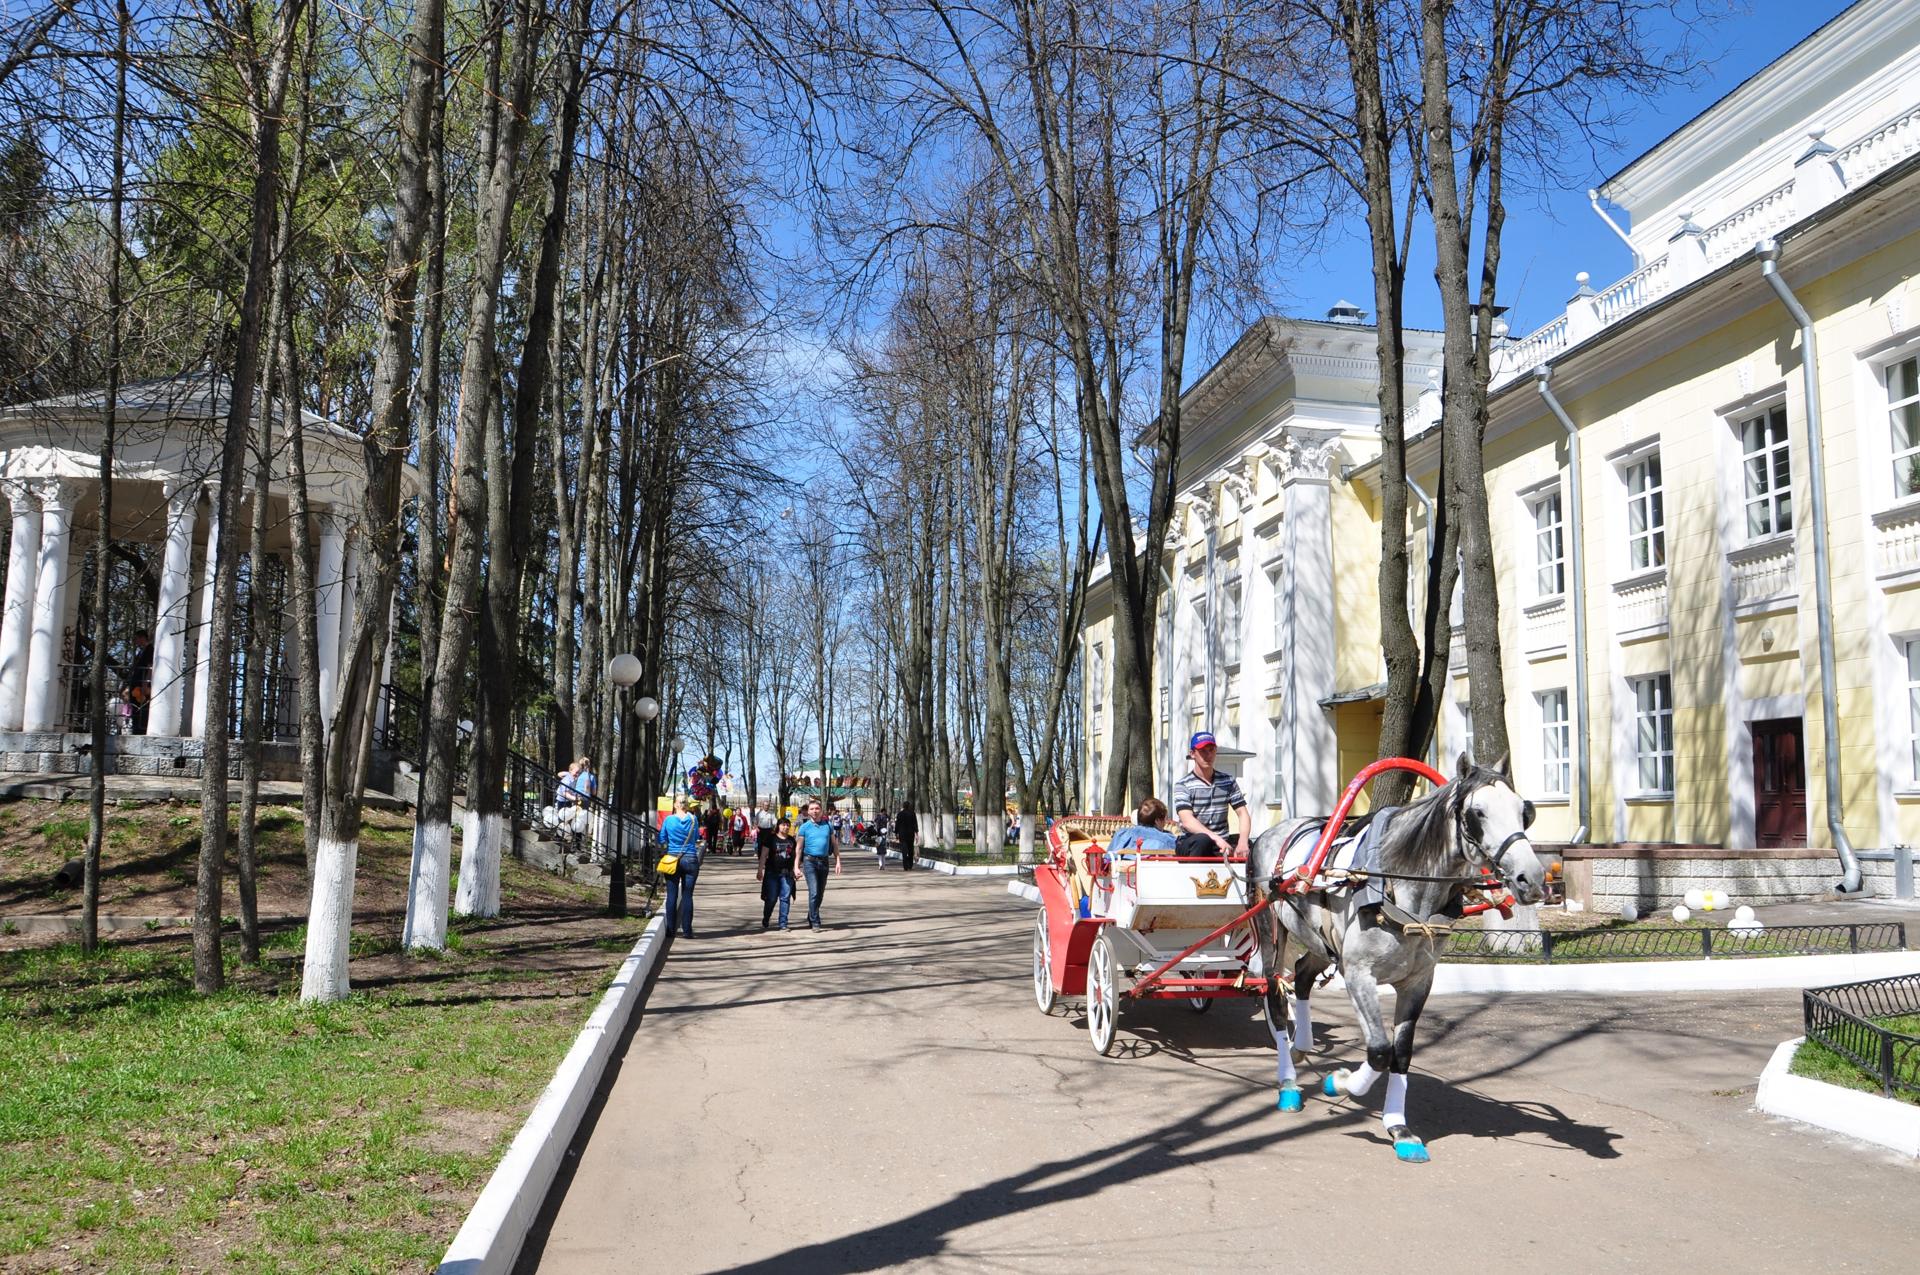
1172,731,1251,860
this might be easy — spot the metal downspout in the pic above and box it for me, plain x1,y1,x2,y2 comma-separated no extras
1404,475,1439,770
1534,368,1593,846
1161,561,1175,803
1589,190,1641,268
1756,239,1864,894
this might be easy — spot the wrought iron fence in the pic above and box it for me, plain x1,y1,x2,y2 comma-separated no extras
1441,922,1908,964
1803,973,1920,1099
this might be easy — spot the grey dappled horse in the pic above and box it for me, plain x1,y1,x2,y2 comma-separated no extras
1246,754,1546,1163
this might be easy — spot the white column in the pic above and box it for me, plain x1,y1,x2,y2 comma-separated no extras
21,479,77,732
147,482,197,736
315,508,347,730
1278,435,1340,815
0,478,43,731
189,484,221,737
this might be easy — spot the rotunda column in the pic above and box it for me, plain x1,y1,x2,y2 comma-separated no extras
315,507,347,731
146,481,197,736
22,478,78,732
0,477,43,731
189,483,221,737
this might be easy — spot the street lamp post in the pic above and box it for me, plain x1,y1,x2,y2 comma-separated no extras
606,654,650,918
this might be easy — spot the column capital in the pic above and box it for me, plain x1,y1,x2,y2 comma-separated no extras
0,475,35,508
160,477,201,510
1262,429,1344,486
27,476,83,511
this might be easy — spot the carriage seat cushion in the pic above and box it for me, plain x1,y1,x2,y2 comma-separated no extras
1106,826,1177,857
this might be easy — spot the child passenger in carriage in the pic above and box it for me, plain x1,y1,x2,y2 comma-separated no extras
1106,798,1178,856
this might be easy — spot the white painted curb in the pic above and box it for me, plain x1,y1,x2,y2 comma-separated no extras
999,885,1920,994
1756,1037,1920,1157
436,915,670,1275
884,849,1022,876
1428,950,1920,995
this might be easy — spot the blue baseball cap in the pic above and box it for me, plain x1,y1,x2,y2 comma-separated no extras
1188,731,1217,752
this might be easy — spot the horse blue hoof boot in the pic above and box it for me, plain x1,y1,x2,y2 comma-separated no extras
1278,1085,1304,1113
1322,1071,1346,1098
1388,1127,1429,1163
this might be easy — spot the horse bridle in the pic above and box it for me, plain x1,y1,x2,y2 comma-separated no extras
1451,786,1535,893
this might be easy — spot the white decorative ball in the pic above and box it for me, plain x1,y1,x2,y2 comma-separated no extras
1734,904,1756,923
1730,917,1764,936
1672,905,1692,923
1620,902,1639,922
541,805,557,828
1684,889,1706,910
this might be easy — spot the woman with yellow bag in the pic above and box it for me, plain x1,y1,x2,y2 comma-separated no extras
658,796,703,939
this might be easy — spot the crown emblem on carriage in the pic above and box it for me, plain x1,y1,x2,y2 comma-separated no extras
1190,870,1232,899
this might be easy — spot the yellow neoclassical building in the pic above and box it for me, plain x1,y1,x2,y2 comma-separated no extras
1083,0,1920,903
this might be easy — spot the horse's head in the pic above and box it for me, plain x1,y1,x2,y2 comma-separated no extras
1448,753,1547,906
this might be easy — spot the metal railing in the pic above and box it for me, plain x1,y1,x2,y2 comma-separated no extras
376,683,660,886
1441,922,1908,964
1803,973,1920,1100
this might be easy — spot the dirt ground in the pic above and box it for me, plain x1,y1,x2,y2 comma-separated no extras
0,798,590,937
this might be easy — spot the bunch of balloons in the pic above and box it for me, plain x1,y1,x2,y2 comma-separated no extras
687,754,723,801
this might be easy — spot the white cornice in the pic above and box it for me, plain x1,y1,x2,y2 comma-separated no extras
1601,0,1920,219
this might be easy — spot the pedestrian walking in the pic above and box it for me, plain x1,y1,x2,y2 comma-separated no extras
701,802,723,855
796,798,841,930
1173,731,1252,859
893,800,918,873
659,797,702,938
758,817,799,930
728,807,748,856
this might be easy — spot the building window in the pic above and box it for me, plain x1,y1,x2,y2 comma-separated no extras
1631,674,1675,794
1625,452,1665,571
1529,488,1565,597
1906,639,1920,782
1223,576,1243,667
1537,689,1570,796
1740,405,1792,539
1090,642,1104,727
1890,356,1920,499
1266,562,1284,652
1460,705,1474,764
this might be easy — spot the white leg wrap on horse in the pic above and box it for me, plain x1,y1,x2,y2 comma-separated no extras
1291,997,1314,1052
1344,1061,1381,1097
1266,1009,1297,1083
1382,1072,1408,1130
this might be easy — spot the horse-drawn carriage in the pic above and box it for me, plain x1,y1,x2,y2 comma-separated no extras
1029,756,1549,1162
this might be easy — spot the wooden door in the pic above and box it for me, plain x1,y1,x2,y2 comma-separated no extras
1752,718,1807,848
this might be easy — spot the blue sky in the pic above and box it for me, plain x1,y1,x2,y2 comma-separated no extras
1275,0,1856,341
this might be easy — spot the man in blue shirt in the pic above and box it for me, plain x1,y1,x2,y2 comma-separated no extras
796,798,841,930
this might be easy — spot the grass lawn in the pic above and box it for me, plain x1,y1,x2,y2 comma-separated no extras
1789,1015,1920,1106
0,802,648,1273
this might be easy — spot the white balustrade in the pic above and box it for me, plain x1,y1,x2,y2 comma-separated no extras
1702,181,1798,266
1612,570,1670,641
1874,502,1920,583
1728,536,1797,614
1835,103,1920,189
1591,255,1672,326
1522,597,1568,659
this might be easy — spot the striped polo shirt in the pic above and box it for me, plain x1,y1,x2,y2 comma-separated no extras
1174,768,1247,836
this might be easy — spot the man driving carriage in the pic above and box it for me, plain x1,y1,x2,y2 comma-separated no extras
1172,731,1252,859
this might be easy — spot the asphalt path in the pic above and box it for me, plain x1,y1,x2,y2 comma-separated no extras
522,853,1918,1274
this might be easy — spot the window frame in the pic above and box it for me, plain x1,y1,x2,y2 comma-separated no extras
1525,484,1566,600
1738,403,1793,541
1623,451,1666,573
1537,688,1571,797
1630,673,1676,796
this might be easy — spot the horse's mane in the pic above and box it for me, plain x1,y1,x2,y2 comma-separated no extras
1372,764,1505,878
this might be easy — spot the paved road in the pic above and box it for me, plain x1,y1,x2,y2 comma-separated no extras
523,855,1917,1274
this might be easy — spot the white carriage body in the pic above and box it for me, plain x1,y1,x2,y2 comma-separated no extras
1092,855,1253,973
